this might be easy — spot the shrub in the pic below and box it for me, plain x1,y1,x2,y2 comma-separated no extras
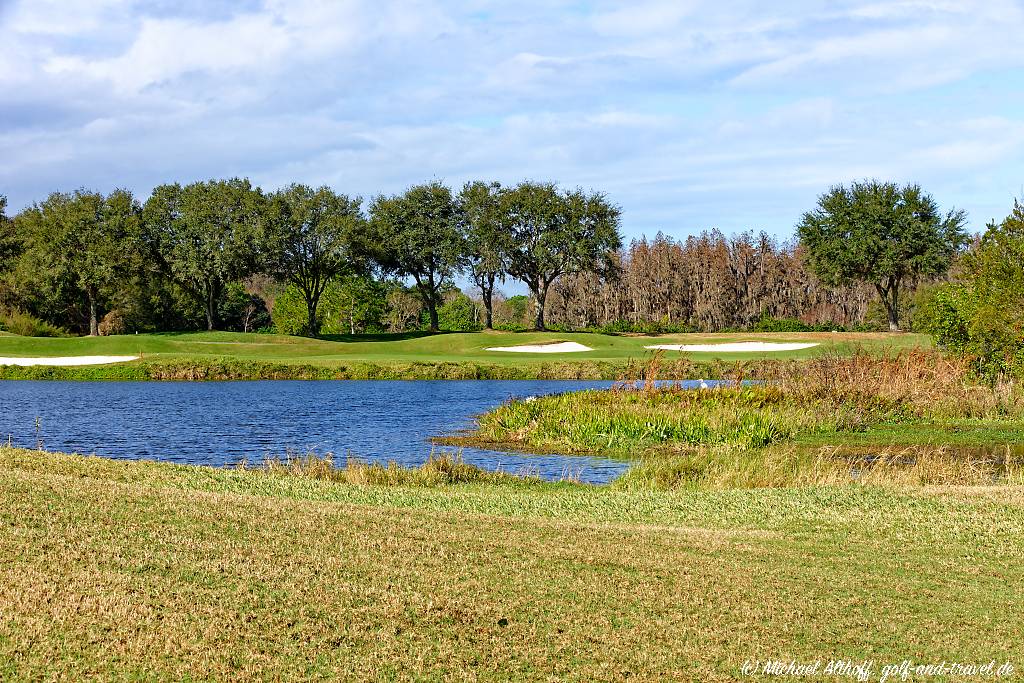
270,285,311,336
437,291,482,332
752,316,813,332
219,281,271,333
919,201,1024,378
0,309,68,337
98,309,128,336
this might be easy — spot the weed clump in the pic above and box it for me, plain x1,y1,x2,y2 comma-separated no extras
253,449,530,487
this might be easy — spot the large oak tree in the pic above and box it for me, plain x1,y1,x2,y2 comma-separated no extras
143,178,269,331
797,180,967,331
500,182,622,330
459,181,507,330
16,189,140,336
367,182,467,333
270,185,364,337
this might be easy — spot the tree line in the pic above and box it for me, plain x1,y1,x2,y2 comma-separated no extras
0,178,970,337
0,180,620,336
541,231,876,332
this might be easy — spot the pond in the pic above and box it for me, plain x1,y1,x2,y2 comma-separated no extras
0,380,643,484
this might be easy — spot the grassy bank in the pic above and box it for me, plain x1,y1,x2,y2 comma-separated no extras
1,446,1021,680
450,351,1024,489
0,330,928,380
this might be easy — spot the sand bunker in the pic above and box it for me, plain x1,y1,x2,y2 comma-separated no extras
644,342,819,353
0,356,140,367
485,341,593,353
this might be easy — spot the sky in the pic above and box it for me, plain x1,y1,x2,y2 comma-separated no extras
2,0,1024,243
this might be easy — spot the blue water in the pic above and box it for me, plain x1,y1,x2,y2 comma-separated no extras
0,380,641,484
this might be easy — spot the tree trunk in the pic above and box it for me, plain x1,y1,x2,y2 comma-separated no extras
88,293,99,337
349,291,355,335
424,273,439,333
887,285,900,332
205,287,216,331
305,294,321,338
533,282,547,331
875,283,900,332
482,276,494,330
427,299,439,333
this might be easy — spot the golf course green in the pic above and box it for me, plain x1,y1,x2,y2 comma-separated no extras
0,330,929,377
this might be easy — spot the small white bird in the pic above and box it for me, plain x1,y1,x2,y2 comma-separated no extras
699,379,709,389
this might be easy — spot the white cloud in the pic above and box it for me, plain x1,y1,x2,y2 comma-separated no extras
44,14,292,92
2,0,1023,239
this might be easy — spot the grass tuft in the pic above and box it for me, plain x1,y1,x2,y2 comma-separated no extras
252,449,536,487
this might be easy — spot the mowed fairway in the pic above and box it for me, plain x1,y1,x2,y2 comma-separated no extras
0,330,929,367
0,448,1020,680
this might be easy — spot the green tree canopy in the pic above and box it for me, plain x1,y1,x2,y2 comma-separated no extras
500,182,622,330
920,200,1024,377
143,178,269,331
15,189,141,335
797,180,967,331
0,195,20,271
367,182,467,332
438,289,483,332
269,184,365,336
459,181,507,330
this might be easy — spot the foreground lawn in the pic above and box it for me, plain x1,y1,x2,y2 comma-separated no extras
0,329,927,366
0,447,1021,680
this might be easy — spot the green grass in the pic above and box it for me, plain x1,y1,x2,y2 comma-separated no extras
452,351,1024,490
0,445,1021,680
458,385,839,454
0,330,930,380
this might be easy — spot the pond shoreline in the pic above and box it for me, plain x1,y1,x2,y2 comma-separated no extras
0,378,631,483
0,357,739,381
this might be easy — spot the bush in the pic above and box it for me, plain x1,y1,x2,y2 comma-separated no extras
272,277,391,336
219,282,271,333
270,285,312,336
0,309,68,337
493,322,529,332
919,202,1024,378
437,291,482,332
98,309,128,336
751,316,812,332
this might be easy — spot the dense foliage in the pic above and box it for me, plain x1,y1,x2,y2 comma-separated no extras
270,185,365,336
1,178,980,340
919,200,1024,377
367,182,467,332
797,181,967,331
500,182,622,330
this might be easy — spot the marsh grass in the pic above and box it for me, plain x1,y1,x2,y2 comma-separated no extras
615,442,1024,490
0,357,654,381
251,448,538,487
461,349,1024,489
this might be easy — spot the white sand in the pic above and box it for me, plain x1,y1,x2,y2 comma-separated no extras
644,342,819,353
0,355,140,367
485,341,593,353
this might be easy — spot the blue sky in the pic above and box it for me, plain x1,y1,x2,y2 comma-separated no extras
2,0,1023,243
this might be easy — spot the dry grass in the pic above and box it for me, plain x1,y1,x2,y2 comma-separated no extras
0,446,1022,680
615,441,1024,491
253,450,531,486
768,348,1022,418
457,350,1024,490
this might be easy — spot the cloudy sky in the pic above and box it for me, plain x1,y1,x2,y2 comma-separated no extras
2,0,1023,241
